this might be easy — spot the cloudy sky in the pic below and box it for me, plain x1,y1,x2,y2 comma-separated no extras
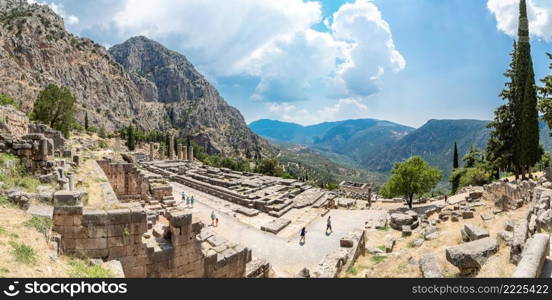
32,0,552,127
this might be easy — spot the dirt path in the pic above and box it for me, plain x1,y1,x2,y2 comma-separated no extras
171,182,377,277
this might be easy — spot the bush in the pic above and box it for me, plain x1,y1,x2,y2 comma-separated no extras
0,94,18,108
10,242,36,264
97,139,108,149
23,216,52,236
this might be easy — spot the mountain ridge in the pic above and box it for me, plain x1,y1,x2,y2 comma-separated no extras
0,0,270,158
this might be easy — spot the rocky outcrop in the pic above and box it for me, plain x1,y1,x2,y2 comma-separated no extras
0,1,270,158
108,36,270,158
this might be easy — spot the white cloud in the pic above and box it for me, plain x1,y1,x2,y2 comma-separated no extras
265,98,369,125
54,0,403,104
487,0,552,42
112,0,321,77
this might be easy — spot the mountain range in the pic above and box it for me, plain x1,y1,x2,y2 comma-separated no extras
0,0,270,158
250,118,552,178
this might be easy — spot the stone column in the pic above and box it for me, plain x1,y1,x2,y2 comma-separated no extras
183,145,188,161
160,144,165,160
188,146,194,162
168,134,175,160
39,139,48,160
67,173,74,191
115,137,121,153
149,142,154,161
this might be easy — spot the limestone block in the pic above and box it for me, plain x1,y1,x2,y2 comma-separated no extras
512,234,550,278
419,254,444,278
446,237,499,275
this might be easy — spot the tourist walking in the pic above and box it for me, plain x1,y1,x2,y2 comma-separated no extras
444,194,448,205
300,227,306,244
211,211,216,226
215,217,219,227
326,216,332,234
190,196,195,208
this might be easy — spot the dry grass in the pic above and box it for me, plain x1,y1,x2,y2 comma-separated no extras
0,205,79,277
344,197,530,278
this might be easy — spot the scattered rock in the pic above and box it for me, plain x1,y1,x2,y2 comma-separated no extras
419,254,444,278
445,237,499,275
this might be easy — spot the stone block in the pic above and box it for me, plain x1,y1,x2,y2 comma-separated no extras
107,208,132,225
446,237,498,275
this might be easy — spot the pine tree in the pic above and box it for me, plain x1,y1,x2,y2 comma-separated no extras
453,142,459,169
510,0,539,178
30,84,75,138
487,42,517,175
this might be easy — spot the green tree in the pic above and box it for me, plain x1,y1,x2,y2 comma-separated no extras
30,84,75,138
463,146,484,168
255,159,285,177
511,0,540,178
379,156,442,209
487,43,517,176
539,53,552,127
126,124,136,151
453,142,459,169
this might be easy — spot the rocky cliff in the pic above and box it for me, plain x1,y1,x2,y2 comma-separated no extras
0,0,269,158
109,36,268,157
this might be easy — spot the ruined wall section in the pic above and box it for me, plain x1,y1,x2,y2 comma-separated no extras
52,193,250,277
97,160,172,202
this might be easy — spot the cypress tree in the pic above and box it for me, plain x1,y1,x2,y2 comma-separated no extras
453,142,459,169
127,124,136,151
512,0,539,178
84,112,89,131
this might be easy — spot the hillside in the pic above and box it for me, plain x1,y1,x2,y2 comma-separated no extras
249,118,414,160
0,0,270,158
274,141,386,187
252,118,552,183
362,119,491,175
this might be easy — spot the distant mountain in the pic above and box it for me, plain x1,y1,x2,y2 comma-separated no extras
249,119,341,145
361,119,491,175
251,118,552,181
249,118,414,161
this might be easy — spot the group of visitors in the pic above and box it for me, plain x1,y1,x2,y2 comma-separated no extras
181,191,195,208
299,216,333,244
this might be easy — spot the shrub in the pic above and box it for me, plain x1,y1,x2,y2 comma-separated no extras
0,94,18,108
23,216,52,236
10,242,36,264
371,255,387,264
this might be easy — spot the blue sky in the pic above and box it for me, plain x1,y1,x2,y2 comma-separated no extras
32,0,552,128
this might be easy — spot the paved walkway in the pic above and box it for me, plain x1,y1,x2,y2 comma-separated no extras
171,182,377,277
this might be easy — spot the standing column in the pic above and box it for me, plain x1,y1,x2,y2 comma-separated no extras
159,143,165,160
149,142,154,161
182,145,188,161
168,134,175,160
188,146,194,162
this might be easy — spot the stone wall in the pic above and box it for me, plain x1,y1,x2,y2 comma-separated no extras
483,181,535,210
0,105,28,137
97,160,172,202
312,229,366,278
52,192,251,278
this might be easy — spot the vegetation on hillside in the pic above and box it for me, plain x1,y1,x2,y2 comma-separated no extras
30,84,76,138
0,93,18,108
